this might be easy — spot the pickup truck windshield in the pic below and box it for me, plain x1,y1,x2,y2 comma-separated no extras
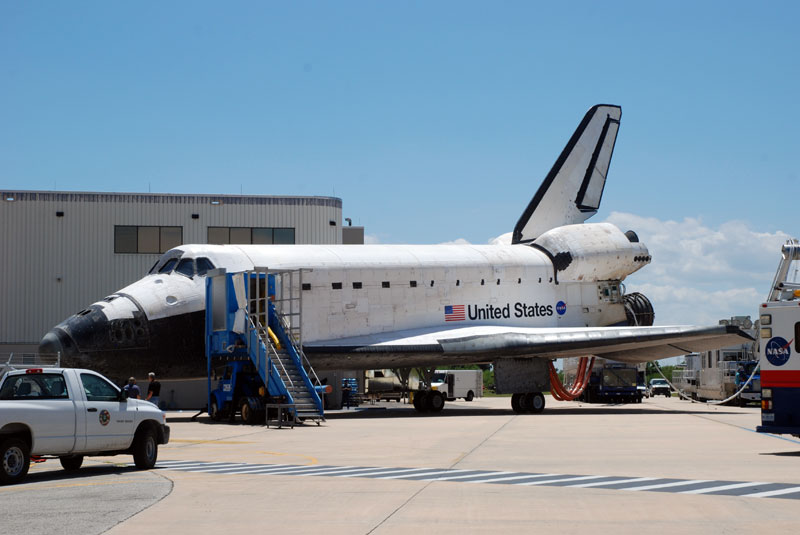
0,373,69,400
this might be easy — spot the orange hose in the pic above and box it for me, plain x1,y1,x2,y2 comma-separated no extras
548,356,595,401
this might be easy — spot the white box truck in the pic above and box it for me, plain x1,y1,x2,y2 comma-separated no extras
430,369,483,401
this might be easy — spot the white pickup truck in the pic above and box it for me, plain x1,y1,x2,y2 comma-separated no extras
0,367,170,484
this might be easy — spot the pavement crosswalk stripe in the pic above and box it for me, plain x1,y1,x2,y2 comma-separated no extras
680,482,768,494
568,477,656,488
190,463,257,473
165,462,245,470
243,465,335,475
377,469,470,480
621,480,711,491
742,486,800,498
427,471,510,481
339,467,431,478
471,473,559,484
144,461,800,500
300,466,385,477
276,466,358,476
518,475,606,486
220,465,309,475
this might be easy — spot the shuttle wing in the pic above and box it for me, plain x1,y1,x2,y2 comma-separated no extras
305,324,753,364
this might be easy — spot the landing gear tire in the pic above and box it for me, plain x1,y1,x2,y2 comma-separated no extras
511,393,524,414
59,455,84,472
413,391,428,412
0,438,30,485
528,392,545,414
132,428,158,470
519,393,533,412
465,390,474,402
429,391,445,412
240,400,255,425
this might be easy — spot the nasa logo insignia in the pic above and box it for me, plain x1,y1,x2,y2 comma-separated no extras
556,301,567,316
99,409,111,426
765,336,792,367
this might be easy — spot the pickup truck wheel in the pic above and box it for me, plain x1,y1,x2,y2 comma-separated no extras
0,438,30,485
465,390,474,402
132,429,158,469
59,455,84,471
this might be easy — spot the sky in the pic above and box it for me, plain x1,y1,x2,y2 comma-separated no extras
2,1,798,326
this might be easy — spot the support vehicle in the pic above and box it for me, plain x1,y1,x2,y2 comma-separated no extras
567,358,642,403
430,369,483,401
0,367,169,484
649,378,672,398
757,239,800,438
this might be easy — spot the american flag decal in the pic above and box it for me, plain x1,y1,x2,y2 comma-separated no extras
444,305,466,322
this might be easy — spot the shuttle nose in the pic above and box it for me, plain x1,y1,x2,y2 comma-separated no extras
39,329,74,358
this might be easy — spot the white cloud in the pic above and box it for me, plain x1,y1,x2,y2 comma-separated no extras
363,234,381,244
489,232,513,245
437,238,471,245
604,211,793,325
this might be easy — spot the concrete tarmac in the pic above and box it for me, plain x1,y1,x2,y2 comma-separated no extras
3,395,799,534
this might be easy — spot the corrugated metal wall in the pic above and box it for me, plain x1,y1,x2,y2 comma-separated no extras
0,191,342,344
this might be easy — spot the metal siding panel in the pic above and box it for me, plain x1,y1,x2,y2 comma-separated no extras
1,192,341,344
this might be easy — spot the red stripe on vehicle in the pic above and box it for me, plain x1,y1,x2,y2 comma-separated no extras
761,370,800,388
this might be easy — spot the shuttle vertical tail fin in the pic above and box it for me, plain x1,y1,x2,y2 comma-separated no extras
512,104,622,244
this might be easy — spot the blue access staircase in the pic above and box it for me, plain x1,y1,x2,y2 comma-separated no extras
206,269,325,424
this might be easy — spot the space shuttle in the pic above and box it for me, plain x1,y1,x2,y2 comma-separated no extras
39,104,752,413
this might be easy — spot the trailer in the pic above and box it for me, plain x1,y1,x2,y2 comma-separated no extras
430,369,483,401
757,239,800,438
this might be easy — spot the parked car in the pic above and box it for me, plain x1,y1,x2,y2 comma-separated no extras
649,378,672,397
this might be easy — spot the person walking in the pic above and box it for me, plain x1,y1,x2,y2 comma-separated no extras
146,372,161,408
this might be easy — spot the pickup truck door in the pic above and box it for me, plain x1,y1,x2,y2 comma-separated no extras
78,372,137,451
0,372,77,455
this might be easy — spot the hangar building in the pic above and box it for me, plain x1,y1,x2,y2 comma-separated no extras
0,190,363,356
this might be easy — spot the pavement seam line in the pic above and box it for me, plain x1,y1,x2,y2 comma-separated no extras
364,414,515,535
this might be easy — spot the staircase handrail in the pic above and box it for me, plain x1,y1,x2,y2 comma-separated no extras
249,315,295,391
273,308,323,388
269,301,323,415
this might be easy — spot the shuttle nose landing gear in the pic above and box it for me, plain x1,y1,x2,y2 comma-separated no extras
511,392,545,414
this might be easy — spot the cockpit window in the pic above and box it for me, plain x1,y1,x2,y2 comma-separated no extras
175,258,195,278
148,260,159,274
196,257,215,276
158,258,178,274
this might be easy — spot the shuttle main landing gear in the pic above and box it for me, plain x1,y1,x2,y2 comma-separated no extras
511,392,545,414
412,390,446,413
